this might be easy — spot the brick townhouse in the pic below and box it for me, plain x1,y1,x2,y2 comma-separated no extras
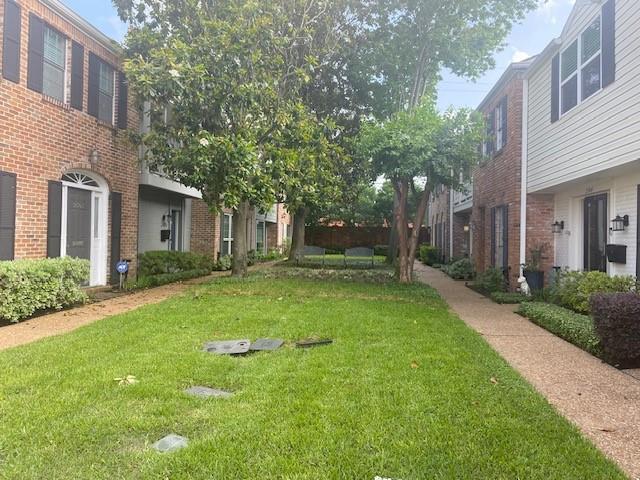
472,57,554,290
0,0,139,286
0,0,290,287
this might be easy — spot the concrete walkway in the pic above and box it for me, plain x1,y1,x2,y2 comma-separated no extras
415,263,640,479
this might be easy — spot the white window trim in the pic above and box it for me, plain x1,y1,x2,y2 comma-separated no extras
559,14,603,117
42,24,68,104
222,213,233,256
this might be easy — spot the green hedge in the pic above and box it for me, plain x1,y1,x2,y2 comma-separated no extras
517,302,602,357
474,267,506,293
442,258,474,280
125,269,210,290
419,244,440,266
552,270,636,314
491,292,531,304
0,258,89,323
138,251,215,277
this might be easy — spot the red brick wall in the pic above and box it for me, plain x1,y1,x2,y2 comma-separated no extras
471,70,555,290
306,225,429,250
526,193,555,276
0,0,139,280
190,199,217,257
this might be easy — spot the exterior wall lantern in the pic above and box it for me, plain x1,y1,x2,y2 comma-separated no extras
552,221,565,234
610,215,629,232
89,148,100,165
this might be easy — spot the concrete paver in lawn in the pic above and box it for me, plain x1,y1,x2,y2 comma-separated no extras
414,263,640,479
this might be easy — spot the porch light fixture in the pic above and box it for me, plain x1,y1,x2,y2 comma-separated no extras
552,221,565,234
611,215,629,232
463,225,470,233
89,148,100,165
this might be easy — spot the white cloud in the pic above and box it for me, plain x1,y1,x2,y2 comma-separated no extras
511,48,531,63
536,0,574,25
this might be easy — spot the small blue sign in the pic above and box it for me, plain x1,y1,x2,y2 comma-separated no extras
116,261,129,274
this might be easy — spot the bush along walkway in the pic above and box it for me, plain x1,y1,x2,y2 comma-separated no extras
414,263,640,479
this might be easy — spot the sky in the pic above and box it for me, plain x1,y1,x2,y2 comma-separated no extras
61,0,576,111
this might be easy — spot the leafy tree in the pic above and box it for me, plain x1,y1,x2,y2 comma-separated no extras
358,101,483,282
115,0,318,277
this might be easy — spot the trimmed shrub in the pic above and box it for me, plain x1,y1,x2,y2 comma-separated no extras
419,244,440,266
491,292,531,304
554,270,636,314
0,258,89,323
517,302,601,357
125,269,210,291
591,293,640,368
138,251,215,277
475,267,506,293
442,257,474,280
214,255,232,271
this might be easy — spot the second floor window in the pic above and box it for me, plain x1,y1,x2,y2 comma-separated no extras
97,61,114,124
43,26,66,101
560,16,601,115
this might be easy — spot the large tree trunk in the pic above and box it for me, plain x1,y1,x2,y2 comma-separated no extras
386,192,399,265
288,206,308,262
232,201,250,277
394,179,411,283
407,187,431,279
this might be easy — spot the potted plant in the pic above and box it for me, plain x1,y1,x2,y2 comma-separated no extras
523,243,548,291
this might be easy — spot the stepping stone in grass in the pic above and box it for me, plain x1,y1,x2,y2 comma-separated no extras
153,434,188,453
296,338,333,348
203,339,250,355
250,338,284,351
184,386,233,399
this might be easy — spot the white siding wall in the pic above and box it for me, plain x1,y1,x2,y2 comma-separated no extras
552,170,639,275
527,0,640,192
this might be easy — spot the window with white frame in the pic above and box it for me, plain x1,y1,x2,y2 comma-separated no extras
97,60,115,124
256,220,266,253
560,16,601,115
222,213,233,256
43,26,66,102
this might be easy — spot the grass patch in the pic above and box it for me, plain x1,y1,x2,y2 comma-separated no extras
517,302,602,357
0,273,623,479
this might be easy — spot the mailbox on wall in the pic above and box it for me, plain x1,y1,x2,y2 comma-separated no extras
606,244,627,264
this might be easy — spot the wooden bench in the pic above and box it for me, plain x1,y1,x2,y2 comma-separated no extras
296,246,326,265
344,247,375,267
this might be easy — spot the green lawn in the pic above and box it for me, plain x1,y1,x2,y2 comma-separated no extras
0,270,625,479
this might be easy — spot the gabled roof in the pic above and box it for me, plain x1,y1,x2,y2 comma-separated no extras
525,0,604,78
477,56,536,111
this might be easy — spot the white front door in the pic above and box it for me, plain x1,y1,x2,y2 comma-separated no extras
61,172,109,286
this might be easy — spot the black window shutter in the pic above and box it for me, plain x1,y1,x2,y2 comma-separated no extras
27,13,44,93
47,181,62,257
87,53,100,118
2,0,21,83
551,54,560,123
502,206,509,272
0,171,17,260
70,41,84,110
110,192,122,284
637,185,639,279
501,97,508,148
602,0,616,88
486,111,495,156
490,207,496,267
117,71,128,129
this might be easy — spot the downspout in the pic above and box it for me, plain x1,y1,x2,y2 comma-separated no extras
519,78,529,276
449,187,454,261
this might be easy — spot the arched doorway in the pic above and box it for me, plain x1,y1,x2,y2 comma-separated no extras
61,171,109,286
